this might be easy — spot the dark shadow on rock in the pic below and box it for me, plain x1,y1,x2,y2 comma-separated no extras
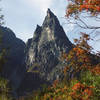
17,72,50,96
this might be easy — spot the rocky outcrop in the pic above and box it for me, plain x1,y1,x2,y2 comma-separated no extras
0,9,73,95
25,9,72,82
0,26,26,89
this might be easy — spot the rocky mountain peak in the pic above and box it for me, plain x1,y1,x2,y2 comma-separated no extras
17,9,73,95
43,9,60,29
25,9,73,83
32,25,42,41
47,8,54,18
37,9,71,45
36,24,41,31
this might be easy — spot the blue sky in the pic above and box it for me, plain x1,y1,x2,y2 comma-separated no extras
1,0,75,42
0,0,100,52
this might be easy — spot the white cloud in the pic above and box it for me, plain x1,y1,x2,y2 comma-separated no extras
24,0,53,13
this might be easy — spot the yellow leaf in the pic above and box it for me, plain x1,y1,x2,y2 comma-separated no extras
67,96,73,100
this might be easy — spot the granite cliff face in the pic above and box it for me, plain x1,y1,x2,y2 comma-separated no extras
0,26,26,89
25,9,72,82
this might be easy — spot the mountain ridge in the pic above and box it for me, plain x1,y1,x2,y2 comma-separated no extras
0,9,73,96
0,26,26,90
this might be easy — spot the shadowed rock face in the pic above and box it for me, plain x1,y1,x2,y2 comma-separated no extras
0,26,26,89
25,9,72,82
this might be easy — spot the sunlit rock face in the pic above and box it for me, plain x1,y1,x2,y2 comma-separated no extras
25,9,72,82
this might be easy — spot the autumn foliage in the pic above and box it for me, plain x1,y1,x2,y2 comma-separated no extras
66,0,100,17
63,33,93,77
22,33,100,100
70,82,94,100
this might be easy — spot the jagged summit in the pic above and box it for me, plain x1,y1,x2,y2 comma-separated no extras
36,24,41,28
43,9,60,28
47,8,55,18
29,9,69,46
35,25,41,34
25,9,72,83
